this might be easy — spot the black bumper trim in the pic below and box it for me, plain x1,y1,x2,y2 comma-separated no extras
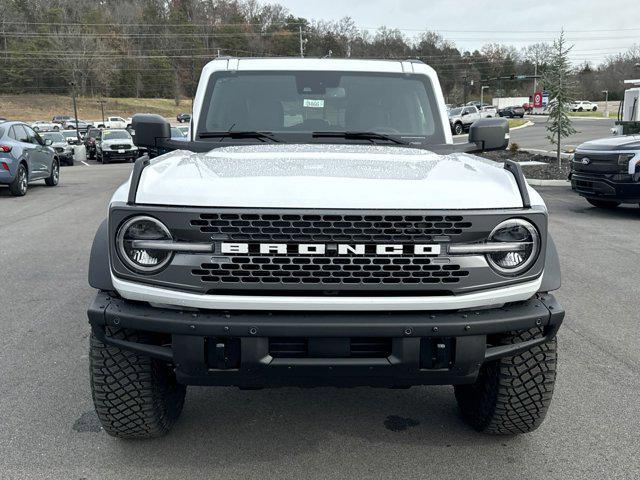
571,172,640,202
88,291,563,387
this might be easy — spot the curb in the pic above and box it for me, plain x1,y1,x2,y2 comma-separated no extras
510,120,534,131
526,179,570,187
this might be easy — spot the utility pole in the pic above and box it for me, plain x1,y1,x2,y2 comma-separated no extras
70,81,80,142
602,90,609,118
299,26,305,58
533,62,538,101
97,99,106,125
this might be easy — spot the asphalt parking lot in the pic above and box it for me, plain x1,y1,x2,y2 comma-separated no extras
455,116,616,152
1,163,639,480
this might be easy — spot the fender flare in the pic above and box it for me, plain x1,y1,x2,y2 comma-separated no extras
539,234,561,292
88,218,114,291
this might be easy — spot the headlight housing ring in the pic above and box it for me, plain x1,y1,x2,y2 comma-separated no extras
485,218,540,276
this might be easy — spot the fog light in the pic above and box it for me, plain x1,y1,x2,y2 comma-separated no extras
116,216,172,273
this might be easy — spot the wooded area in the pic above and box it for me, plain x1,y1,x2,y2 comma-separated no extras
1,0,638,103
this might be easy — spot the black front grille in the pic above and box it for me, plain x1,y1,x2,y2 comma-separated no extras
574,152,617,163
269,337,392,358
190,213,473,243
193,256,469,286
110,144,131,150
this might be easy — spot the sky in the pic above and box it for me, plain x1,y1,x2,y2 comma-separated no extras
274,0,640,65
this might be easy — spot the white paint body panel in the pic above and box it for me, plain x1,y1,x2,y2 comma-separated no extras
125,144,544,210
112,275,542,311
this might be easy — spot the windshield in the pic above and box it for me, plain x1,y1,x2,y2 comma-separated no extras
449,108,462,115
103,130,131,140
198,71,445,144
43,132,64,142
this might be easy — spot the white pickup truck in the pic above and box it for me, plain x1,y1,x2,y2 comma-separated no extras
87,57,563,439
448,105,482,135
97,116,128,129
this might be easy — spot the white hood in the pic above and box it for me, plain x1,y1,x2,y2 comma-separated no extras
121,144,543,210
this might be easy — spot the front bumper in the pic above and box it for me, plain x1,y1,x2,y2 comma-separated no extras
88,291,564,388
571,172,640,202
102,150,137,161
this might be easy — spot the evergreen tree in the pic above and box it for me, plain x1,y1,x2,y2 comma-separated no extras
542,30,577,166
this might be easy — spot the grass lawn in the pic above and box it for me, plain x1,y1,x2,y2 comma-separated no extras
0,94,193,122
508,119,528,128
567,110,617,118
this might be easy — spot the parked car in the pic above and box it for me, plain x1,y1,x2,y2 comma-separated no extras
96,129,138,164
479,105,498,118
448,105,481,135
63,119,93,133
31,121,59,132
570,135,640,208
498,106,525,118
176,113,191,123
52,115,73,125
0,117,7,122
84,128,102,159
0,121,59,196
60,130,83,145
97,116,127,129
41,131,74,166
570,100,597,112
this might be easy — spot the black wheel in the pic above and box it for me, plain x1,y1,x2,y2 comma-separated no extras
587,198,620,209
592,106,597,112
9,163,28,196
53,125,60,131
45,159,59,186
453,123,464,135
578,107,583,112
90,326,186,439
454,327,557,435
66,157,74,166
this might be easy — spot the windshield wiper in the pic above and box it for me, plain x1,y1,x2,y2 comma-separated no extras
198,131,281,142
312,131,410,145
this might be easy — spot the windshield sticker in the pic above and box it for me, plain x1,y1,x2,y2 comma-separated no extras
303,99,325,108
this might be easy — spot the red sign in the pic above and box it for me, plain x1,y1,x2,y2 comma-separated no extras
533,91,543,108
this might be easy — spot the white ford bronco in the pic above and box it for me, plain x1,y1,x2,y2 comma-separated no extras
87,58,563,438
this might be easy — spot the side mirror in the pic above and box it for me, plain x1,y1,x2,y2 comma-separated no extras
131,114,170,149
469,118,509,151
44,139,52,146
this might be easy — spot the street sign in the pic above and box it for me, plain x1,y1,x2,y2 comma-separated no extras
533,91,543,108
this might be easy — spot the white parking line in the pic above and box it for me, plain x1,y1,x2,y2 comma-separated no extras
81,160,90,166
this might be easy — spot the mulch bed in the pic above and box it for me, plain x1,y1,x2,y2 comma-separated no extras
477,149,571,180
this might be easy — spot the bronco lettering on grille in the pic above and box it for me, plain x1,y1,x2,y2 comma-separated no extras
220,243,441,256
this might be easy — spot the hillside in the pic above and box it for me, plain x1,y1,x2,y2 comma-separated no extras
0,95,193,122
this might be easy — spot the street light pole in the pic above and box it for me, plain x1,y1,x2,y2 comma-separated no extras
602,90,609,118
69,81,80,142
480,85,489,107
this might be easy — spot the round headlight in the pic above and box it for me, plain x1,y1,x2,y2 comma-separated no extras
486,219,540,276
116,216,172,273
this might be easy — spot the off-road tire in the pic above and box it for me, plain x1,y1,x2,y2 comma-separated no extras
90,326,186,439
45,159,59,186
587,198,620,209
9,164,28,196
453,123,464,135
454,327,557,435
